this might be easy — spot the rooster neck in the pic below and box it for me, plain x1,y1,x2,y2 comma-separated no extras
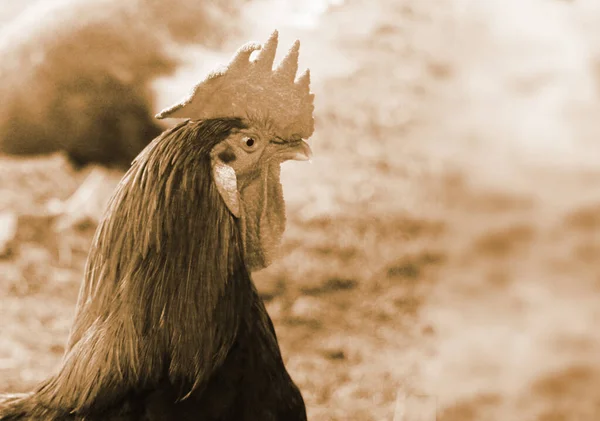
35,119,260,414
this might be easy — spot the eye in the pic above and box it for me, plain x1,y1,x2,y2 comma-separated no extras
241,136,258,150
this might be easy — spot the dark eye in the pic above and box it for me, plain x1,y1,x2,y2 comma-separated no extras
243,137,255,148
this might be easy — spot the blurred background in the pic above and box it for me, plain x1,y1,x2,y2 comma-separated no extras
1,0,600,419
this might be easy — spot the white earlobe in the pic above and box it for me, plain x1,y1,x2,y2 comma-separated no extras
212,159,241,218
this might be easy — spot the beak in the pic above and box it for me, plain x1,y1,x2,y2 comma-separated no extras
273,140,313,162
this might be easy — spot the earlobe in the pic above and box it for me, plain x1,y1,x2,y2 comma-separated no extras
211,159,241,218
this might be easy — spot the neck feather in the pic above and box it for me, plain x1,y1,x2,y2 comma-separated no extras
36,119,253,413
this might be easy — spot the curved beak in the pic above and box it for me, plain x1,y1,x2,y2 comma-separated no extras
272,139,313,162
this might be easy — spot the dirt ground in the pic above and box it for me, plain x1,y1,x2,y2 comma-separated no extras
1,0,600,420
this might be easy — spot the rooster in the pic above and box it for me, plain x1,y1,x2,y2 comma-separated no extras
0,30,313,420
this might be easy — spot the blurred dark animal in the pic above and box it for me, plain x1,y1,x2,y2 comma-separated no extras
0,31,314,420
1,75,163,169
0,0,240,168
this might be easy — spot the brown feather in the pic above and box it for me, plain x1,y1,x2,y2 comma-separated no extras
0,118,306,420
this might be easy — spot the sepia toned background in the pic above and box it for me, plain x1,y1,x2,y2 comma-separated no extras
1,0,600,419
